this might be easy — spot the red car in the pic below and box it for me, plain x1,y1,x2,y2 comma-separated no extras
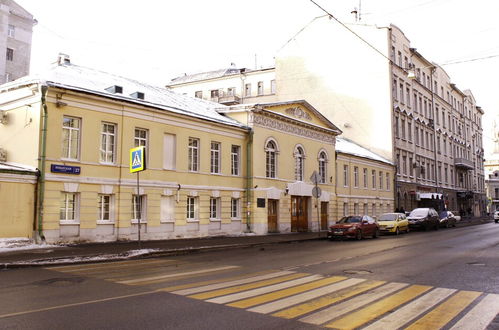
327,215,380,240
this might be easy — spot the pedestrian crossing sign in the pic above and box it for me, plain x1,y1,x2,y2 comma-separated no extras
130,146,146,173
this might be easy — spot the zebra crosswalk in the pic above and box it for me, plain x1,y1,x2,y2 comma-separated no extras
48,260,499,329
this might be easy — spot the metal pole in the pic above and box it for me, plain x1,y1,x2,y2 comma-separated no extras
137,171,141,249
316,180,320,238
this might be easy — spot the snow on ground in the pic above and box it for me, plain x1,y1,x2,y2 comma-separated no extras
10,249,161,265
0,238,61,253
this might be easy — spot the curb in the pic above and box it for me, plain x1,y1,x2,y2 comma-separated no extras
1,236,326,269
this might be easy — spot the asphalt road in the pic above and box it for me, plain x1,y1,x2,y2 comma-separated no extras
0,222,498,329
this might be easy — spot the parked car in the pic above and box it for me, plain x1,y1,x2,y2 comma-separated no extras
439,211,457,228
407,208,439,231
328,215,379,240
378,213,409,235
494,211,499,223
449,211,461,222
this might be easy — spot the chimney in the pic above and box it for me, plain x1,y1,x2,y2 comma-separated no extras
57,53,71,65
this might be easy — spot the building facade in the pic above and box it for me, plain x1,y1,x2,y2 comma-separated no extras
167,18,486,216
0,57,394,242
0,0,36,83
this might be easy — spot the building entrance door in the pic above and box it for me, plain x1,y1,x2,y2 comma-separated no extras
291,196,308,232
320,202,328,230
267,199,278,233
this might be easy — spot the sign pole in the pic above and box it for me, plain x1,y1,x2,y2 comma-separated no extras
130,146,146,250
316,179,320,238
137,170,141,249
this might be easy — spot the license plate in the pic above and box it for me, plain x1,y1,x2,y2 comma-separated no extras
334,231,343,235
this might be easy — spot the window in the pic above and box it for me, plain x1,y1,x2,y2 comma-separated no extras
134,128,148,149
163,134,176,170
231,198,241,219
372,203,376,217
343,165,349,187
188,138,200,172
402,155,407,175
186,196,198,220
265,140,277,178
132,195,146,221
98,194,112,221
210,141,221,174
231,145,240,176
409,157,413,176
227,87,235,96
379,171,383,190
372,170,376,189
363,168,368,188
210,89,219,99
354,167,359,187
5,73,11,83
62,116,80,160
160,195,175,222
60,192,78,222
395,117,399,138
399,83,404,103
257,81,264,95
270,80,276,94
100,123,116,163
6,48,13,61
318,151,327,184
343,202,348,216
386,173,390,190
401,119,406,139
7,24,15,38
245,83,251,97
364,203,368,215
194,91,202,98
210,197,221,220
295,146,304,181
354,203,359,215
407,122,412,142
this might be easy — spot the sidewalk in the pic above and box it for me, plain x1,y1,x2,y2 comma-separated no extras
0,216,493,269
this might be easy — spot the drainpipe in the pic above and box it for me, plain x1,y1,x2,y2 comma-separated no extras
36,85,48,242
245,128,253,232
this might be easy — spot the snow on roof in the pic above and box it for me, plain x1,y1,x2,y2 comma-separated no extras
336,137,392,165
6,62,247,129
167,66,275,86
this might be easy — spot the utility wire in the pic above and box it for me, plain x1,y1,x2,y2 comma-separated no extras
308,0,393,64
441,54,499,66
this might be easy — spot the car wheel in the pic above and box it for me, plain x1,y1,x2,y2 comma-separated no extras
373,229,379,239
356,230,362,240
435,223,439,230
495,220,498,223
424,223,429,231
395,227,400,235
406,227,410,233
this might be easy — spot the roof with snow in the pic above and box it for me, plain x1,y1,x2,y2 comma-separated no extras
0,162,37,174
168,66,275,86
1,60,247,129
336,137,392,165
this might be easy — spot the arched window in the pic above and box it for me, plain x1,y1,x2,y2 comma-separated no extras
265,140,277,178
318,151,328,184
294,146,305,181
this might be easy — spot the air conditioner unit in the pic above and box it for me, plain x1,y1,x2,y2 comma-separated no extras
0,111,7,125
0,148,6,162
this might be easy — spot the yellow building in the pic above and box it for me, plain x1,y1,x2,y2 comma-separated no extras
0,56,353,242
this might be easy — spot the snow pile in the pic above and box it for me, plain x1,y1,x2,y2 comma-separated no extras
0,238,60,253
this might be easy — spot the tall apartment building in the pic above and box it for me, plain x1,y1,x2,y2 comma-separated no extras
167,17,486,216
0,0,36,83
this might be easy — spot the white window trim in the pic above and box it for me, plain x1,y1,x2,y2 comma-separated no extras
231,198,241,220
62,116,81,161
209,197,221,221
210,141,221,174
97,194,114,224
100,122,117,164
60,192,80,224
131,195,147,223
186,196,199,222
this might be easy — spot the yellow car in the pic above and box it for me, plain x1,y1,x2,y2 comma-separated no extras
377,213,409,235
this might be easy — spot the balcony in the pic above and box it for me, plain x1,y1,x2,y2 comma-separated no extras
218,95,241,105
454,157,474,170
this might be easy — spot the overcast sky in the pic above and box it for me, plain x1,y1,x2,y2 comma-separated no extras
16,0,499,155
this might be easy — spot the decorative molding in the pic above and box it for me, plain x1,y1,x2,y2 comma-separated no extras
253,113,335,144
285,107,312,121
64,182,79,192
101,185,114,194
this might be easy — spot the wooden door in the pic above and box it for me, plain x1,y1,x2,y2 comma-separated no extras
321,202,328,230
291,196,309,232
267,199,278,233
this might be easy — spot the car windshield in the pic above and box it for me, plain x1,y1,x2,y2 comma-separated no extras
409,209,428,217
379,214,397,221
338,216,362,223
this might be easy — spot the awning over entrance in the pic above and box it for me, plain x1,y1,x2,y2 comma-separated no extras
418,193,443,200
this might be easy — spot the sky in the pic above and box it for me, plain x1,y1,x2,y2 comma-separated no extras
15,0,499,156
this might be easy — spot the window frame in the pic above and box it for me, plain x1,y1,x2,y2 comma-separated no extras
294,146,305,181
186,196,199,221
209,197,221,220
318,151,328,184
231,145,241,176
60,192,79,223
97,194,113,223
210,141,221,174
62,116,81,161
188,137,200,172
131,194,146,223
100,122,117,164
231,198,241,219
265,140,277,178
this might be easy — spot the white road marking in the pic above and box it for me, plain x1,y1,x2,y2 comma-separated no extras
172,270,295,295
248,277,366,314
450,293,499,330
117,265,239,284
300,282,408,325
363,287,456,330
206,275,323,304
